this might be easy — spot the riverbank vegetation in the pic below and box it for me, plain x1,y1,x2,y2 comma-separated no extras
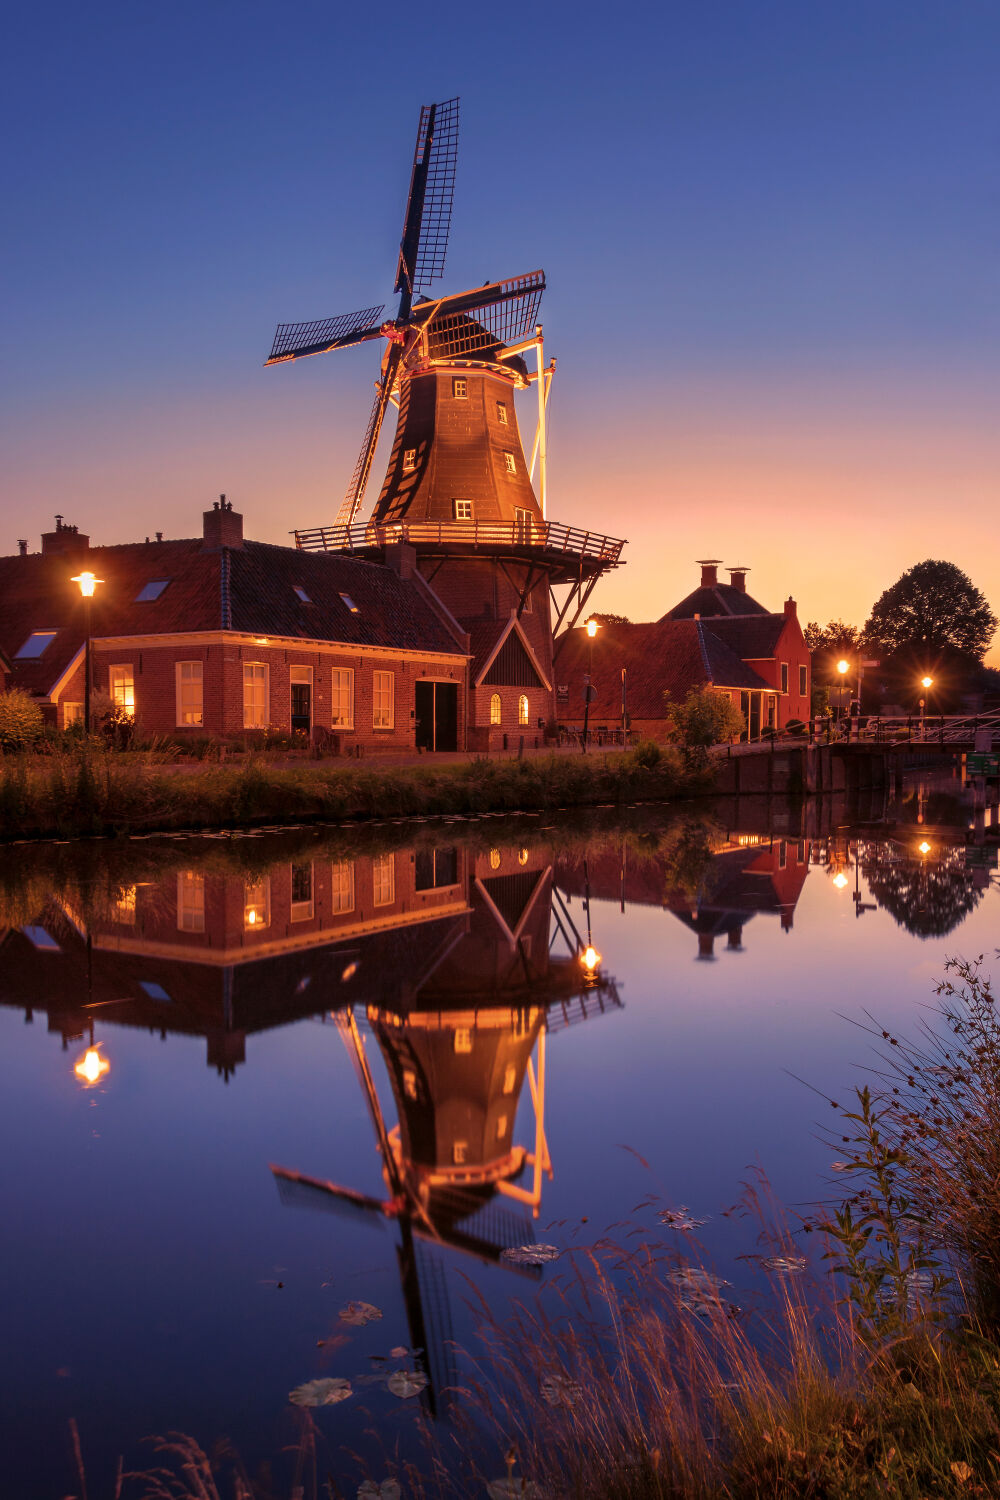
0,740,716,841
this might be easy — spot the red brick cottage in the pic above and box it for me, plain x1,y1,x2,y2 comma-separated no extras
0,504,470,751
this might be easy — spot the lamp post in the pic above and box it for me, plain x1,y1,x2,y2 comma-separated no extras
71,570,103,733
581,617,598,754
836,658,849,727
919,675,933,739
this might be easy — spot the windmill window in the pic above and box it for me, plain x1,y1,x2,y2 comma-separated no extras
135,579,170,602
518,847,529,866
402,449,416,472
503,451,516,474
403,1069,418,1100
496,402,508,425
518,694,529,726
339,592,359,613
489,693,501,725
454,1028,473,1054
496,1115,508,1140
489,848,501,870
15,631,57,659
452,377,467,399
454,499,473,521
503,1064,516,1094
293,585,311,603
452,1141,468,1165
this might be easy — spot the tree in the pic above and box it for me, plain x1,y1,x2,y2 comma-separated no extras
590,613,631,626
803,619,863,654
667,686,744,746
864,560,997,662
0,688,44,750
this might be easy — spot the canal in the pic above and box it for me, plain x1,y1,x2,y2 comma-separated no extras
1,770,997,1496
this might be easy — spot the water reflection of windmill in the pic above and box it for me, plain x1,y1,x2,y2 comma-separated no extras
271,849,622,1413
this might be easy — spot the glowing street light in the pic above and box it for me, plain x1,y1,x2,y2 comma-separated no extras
581,618,599,754
71,570,104,733
918,840,932,856
918,675,933,737
74,1046,109,1086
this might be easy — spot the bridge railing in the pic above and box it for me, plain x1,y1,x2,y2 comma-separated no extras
767,711,1000,749
293,517,626,565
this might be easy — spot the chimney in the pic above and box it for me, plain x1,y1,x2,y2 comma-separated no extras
697,558,722,589
40,516,90,557
384,539,416,580
155,531,163,543
727,926,744,951
784,596,797,619
17,539,27,557
202,494,244,550
728,566,749,593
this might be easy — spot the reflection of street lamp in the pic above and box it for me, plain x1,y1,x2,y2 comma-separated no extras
833,871,849,889
918,839,931,856
581,618,598,754
74,1045,109,1086
71,570,104,732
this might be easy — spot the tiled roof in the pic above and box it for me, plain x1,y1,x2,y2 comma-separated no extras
697,613,788,660
466,619,509,681
0,536,463,697
554,619,768,721
662,583,770,620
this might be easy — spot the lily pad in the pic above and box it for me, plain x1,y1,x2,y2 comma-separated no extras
486,1482,547,1499
665,1267,729,1294
358,1482,401,1500
500,1244,560,1267
760,1255,807,1276
540,1373,583,1408
386,1368,428,1399
658,1206,710,1231
339,1301,383,1326
289,1376,353,1407
389,1346,409,1359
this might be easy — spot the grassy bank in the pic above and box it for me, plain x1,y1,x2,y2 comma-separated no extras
0,744,716,841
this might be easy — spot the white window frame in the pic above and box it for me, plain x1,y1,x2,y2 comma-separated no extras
63,702,84,727
372,852,395,907
177,871,205,933
175,660,204,727
489,692,502,725
454,499,473,520
503,450,516,474
403,448,416,472
331,667,354,729
109,664,135,713
330,860,355,913
373,670,394,730
780,661,789,694
452,377,467,398
243,662,268,729
496,401,508,425
518,694,529,726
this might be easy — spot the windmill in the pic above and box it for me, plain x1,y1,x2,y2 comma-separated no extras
266,100,626,748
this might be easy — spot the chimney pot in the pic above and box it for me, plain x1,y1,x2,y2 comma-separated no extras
784,596,797,619
727,565,749,593
156,531,163,542
18,539,27,557
696,558,722,589
41,519,89,557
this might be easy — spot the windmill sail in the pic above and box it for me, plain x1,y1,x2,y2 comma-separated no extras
334,342,403,528
395,97,460,303
420,271,545,360
266,305,386,364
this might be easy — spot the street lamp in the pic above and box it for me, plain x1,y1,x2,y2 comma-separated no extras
71,570,104,732
836,658,849,725
919,675,933,738
581,617,599,754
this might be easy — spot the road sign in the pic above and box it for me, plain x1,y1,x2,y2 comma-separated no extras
966,754,1000,777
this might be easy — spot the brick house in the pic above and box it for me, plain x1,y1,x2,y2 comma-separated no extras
556,560,811,742
0,503,470,750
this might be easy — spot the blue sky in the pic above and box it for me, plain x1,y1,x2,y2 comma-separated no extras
3,0,998,645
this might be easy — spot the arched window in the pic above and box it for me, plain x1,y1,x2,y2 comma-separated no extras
518,694,529,725
490,693,502,725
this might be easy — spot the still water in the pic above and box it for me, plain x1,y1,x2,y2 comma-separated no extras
1,773,997,1496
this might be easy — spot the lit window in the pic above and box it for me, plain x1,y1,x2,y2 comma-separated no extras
496,1115,508,1139
114,885,137,925
453,377,467,398
490,693,501,725
372,852,395,907
330,860,355,913
135,579,169,602
518,694,529,726
517,848,529,866
109,665,135,713
340,592,359,613
489,848,501,870
177,871,205,933
331,667,354,729
22,925,60,951
453,1141,468,1164
780,662,789,694
244,877,270,930
403,1069,418,1099
290,862,314,921
15,631,57,659
454,499,473,520
243,663,268,729
373,670,394,729
496,402,508,425
403,449,416,472
63,702,84,727
503,451,516,474
503,1064,516,1094
454,1028,472,1054
293,584,311,603
799,664,808,696
176,661,203,726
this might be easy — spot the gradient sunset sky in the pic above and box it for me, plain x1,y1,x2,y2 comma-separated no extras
3,2,998,657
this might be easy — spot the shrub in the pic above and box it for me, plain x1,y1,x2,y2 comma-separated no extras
668,685,745,746
0,688,44,750
785,717,808,737
632,738,661,770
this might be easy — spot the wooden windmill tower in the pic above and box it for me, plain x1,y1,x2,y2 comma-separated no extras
266,98,626,749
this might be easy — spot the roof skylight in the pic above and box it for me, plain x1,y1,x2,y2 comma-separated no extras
339,593,359,613
293,585,311,603
135,579,170,602
15,631,57,659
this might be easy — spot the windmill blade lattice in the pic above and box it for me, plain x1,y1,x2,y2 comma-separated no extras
396,97,460,298
423,271,545,360
267,305,386,364
334,343,403,527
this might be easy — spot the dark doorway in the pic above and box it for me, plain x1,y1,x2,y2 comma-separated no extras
748,692,761,742
291,682,311,733
415,681,458,752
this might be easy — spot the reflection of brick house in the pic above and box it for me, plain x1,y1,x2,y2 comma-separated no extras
556,561,811,742
0,504,469,750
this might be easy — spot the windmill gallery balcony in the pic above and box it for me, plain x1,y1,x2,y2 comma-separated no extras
292,517,626,579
